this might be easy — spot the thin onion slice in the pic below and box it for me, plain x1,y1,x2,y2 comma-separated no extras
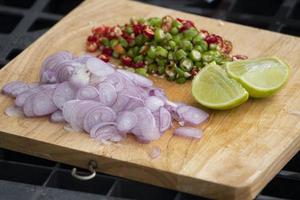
98,82,117,106
116,111,137,133
53,82,76,109
76,85,99,100
86,57,115,77
5,105,24,117
174,127,203,139
50,110,64,123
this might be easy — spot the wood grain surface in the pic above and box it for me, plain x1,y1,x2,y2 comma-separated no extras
0,0,300,199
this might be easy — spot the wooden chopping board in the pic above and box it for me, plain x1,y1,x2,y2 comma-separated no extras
0,0,300,199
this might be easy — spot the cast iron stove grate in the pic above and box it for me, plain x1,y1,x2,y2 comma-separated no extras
0,0,299,199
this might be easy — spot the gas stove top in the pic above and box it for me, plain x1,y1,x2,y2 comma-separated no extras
0,0,299,199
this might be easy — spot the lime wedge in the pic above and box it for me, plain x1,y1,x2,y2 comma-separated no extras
192,63,249,110
226,57,289,98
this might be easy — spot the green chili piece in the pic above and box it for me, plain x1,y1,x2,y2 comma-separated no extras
170,27,179,35
147,17,162,27
101,37,110,47
202,52,214,62
189,49,201,61
180,58,193,71
199,40,208,51
145,57,154,65
147,63,158,74
156,58,167,66
135,68,148,77
176,77,187,84
127,48,134,57
135,35,145,46
119,38,128,48
154,28,165,41
155,46,168,57
110,39,118,48
209,43,218,50
168,40,176,49
175,49,187,60
192,35,203,45
173,35,181,44
133,55,144,63
157,66,165,75
147,46,156,59
183,28,198,40
180,40,193,51
165,33,173,41
175,65,186,77
112,51,119,58
168,52,174,60
195,61,204,69
172,20,182,29
133,46,140,56
126,27,133,34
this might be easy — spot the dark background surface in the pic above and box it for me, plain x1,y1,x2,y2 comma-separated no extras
0,0,299,199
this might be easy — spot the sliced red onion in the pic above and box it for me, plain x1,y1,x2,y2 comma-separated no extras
50,110,64,123
159,107,171,132
23,93,36,117
76,85,99,100
131,107,160,141
5,105,24,117
73,54,93,64
98,82,117,106
32,89,57,116
117,69,153,87
10,84,31,97
86,57,115,77
83,105,116,132
111,94,130,112
145,96,164,112
106,72,132,92
124,95,144,111
53,82,76,109
174,127,203,139
62,100,81,123
177,105,208,125
15,87,41,107
65,100,101,131
69,63,90,88
2,81,25,96
90,122,123,143
116,111,137,133
149,147,161,159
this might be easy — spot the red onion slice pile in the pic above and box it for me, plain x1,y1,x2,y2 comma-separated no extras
1,51,209,144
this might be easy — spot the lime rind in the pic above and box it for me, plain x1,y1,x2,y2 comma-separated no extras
192,63,249,110
225,57,289,98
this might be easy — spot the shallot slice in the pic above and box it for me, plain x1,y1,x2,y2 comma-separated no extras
50,110,64,123
76,86,99,100
145,96,165,112
177,105,208,125
174,127,203,139
15,87,41,107
124,95,144,111
90,122,123,142
83,105,116,132
131,107,160,141
86,57,115,77
111,94,130,112
117,69,153,87
116,111,138,133
53,82,76,109
159,107,171,132
69,63,90,88
23,93,36,117
98,82,117,106
32,89,57,116
5,105,24,117
2,81,24,96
